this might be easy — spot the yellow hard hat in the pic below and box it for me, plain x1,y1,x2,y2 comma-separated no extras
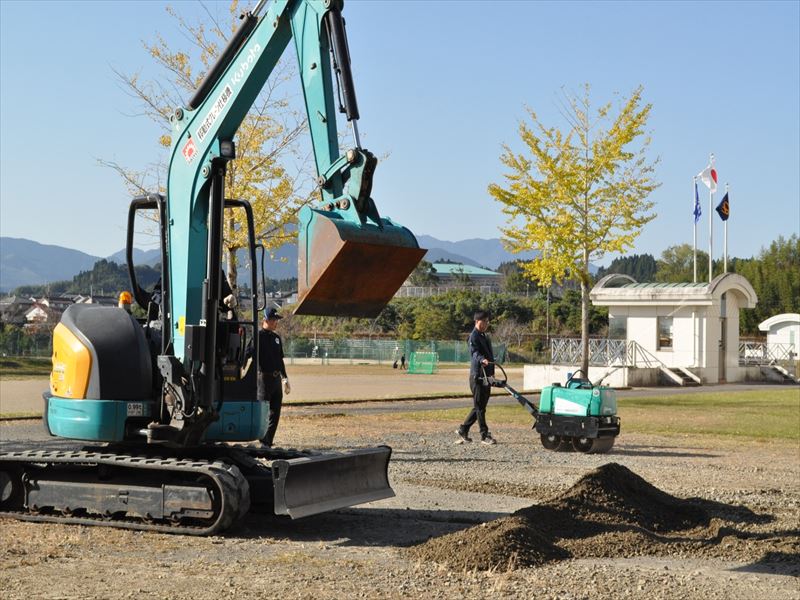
119,291,133,304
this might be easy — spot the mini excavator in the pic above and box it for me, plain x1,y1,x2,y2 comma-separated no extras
0,0,425,534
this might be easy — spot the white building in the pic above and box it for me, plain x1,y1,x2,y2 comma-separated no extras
590,273,758,383
759,313,800,359
524,273,759,389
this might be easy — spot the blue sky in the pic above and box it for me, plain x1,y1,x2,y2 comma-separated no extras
1,0,798,266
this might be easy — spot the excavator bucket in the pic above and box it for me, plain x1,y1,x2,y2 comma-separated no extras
295,207,427,318
272,446,394,519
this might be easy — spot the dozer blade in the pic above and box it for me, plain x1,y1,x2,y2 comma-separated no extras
295,207,426,318
271,446,394,519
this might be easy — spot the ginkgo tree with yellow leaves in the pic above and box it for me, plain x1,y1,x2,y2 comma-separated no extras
489,85,660,374
104,1,311,296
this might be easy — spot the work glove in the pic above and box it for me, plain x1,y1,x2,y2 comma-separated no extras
223,294,238,309
282,379,291,395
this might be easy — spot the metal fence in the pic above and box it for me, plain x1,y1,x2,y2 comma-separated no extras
395,285,501,298
549,338,669,369
738,342,796,366
550,337,799,369
550,338,629,366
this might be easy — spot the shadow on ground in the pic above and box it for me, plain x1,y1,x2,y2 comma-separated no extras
232,506,499,547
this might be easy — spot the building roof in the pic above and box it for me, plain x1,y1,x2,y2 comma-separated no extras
619,282,708,289
431,263,499,276
758,313,800,332
591,273,758,308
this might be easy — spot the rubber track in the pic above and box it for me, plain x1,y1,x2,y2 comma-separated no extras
0,449,250,535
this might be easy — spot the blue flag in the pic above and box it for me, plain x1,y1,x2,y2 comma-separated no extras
693,181,702,223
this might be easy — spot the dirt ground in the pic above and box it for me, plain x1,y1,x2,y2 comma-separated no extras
1,404,798,600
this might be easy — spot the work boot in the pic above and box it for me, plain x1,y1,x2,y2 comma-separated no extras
455,429,472,444
481,434,497,445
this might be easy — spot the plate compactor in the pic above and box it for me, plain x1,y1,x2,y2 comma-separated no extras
487,365,620,454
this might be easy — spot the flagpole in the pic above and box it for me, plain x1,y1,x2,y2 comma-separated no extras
693,177,698,283
724,183,729,273
708,153,714,283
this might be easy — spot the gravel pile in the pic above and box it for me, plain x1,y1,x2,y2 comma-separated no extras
408,462,795,572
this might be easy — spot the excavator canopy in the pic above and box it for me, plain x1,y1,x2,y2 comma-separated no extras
295,206,427,318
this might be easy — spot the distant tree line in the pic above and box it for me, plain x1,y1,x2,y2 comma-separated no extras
5,236,796,352
12,260,160,298
10,260,297,299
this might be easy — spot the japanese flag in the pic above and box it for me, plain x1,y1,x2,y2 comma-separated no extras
697,162,718,194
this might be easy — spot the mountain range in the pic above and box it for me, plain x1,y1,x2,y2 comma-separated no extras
0,235,541,293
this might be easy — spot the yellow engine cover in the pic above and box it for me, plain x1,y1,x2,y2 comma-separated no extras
50,323,92,398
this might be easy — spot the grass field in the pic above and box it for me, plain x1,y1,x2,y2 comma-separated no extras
397,389,800,442
0,357,51,379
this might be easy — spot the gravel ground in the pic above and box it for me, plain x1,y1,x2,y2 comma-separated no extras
1,409,798,599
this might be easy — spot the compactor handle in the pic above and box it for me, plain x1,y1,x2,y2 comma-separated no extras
483,362,538,416
480,362,507,388
565,369,593,390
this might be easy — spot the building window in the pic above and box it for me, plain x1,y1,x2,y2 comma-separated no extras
608,315,627,339
657,316,673,350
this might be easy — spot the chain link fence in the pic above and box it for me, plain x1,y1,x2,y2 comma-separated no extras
0,329,53,358
284,338,507,365
1,326,512,366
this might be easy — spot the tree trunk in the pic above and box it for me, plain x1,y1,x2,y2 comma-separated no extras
580,247,590,376
581,276,590,375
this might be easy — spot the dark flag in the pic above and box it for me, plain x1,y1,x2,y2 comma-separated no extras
715,192,730,221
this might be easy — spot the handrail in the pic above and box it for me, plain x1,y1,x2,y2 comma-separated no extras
738,341,795,366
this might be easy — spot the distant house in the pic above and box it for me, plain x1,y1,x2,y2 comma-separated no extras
37,296,74,311
19,296,75,327
74,294,117,306
398,262,502,298
431,263,502,287
759,313,800,359
0,296,35,326
24,302,60,326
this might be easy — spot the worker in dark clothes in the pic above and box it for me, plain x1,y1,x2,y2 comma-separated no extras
456,310,497,445
257,307,290,447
